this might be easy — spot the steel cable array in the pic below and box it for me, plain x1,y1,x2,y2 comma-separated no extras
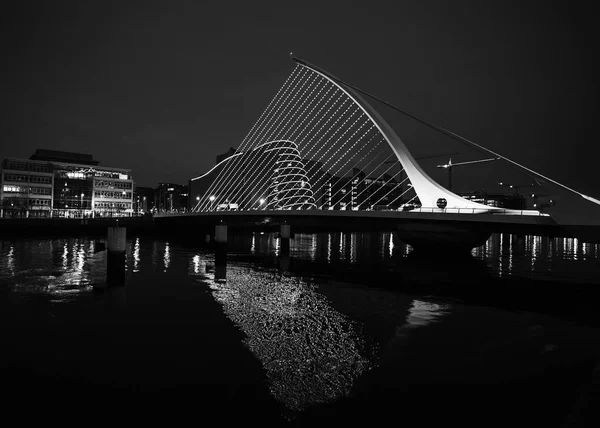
192,64,417,212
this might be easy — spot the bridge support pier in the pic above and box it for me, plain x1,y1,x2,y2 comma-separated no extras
106,226,126,287
215,223,227,281
280,223,291,255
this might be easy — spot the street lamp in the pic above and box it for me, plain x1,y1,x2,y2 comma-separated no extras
209,195,215,211
259,198,265,210
80,193,84,218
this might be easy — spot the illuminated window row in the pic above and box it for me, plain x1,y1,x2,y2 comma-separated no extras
2,185,51,194
94,202,132,209
30,199,51,206
3,185,23,192
94,180,132,189
94,191,132,199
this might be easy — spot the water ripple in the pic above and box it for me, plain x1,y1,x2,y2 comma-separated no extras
203,262,375,412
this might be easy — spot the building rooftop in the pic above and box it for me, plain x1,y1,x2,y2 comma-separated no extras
29,149,100,166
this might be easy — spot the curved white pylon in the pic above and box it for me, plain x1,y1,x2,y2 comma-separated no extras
294,61,521,212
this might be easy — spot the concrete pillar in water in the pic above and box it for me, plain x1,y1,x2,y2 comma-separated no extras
215,223,227,281
280,223,291,255
107,226,126,286
279,253,290,272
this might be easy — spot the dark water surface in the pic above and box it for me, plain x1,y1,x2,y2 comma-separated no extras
1,232,599,427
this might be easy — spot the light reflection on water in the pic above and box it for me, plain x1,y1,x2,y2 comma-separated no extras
230,232,600,283
133,238,140,273
0,238,101,298
406,300,451,327
1,232,600,416
163,241,171,271
2,232,598,293
7,244,15,275
393,299,452,342
463,233,600,282
233,232,599,283
199,260,375,412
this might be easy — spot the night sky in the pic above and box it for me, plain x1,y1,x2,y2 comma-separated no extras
2,0,598,198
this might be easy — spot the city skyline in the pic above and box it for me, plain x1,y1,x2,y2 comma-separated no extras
2,1,597,197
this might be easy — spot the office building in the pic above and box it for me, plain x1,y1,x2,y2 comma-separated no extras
133,186,155,214
1,149,134,218
155,182,189,213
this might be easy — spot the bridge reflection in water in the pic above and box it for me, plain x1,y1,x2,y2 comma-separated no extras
226,231,600,282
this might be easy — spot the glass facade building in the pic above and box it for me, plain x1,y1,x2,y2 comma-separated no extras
1,151,134,219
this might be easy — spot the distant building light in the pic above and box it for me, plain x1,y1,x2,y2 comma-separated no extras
119,174,128,180
167,187,174,191
66,171,86,179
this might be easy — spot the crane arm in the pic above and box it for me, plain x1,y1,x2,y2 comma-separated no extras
445,157,500,167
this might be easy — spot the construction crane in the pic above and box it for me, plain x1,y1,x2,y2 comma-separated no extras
436,157,500,191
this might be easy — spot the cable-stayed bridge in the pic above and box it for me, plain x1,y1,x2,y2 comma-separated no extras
155,55,600,249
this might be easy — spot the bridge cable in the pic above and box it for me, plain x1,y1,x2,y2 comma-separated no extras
291,54,600,206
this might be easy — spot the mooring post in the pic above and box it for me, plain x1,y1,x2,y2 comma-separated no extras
107,226,126,286
215,222,227,281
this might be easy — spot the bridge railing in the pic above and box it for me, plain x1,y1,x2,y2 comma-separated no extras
154,207,550,217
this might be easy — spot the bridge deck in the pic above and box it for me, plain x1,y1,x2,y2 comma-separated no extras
155,208,555,226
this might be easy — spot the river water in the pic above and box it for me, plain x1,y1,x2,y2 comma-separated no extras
1,232,599,426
